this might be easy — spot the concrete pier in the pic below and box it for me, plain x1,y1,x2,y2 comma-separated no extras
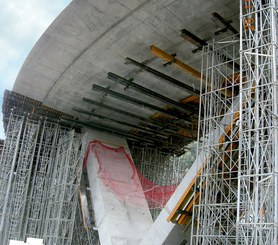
84,130,153,245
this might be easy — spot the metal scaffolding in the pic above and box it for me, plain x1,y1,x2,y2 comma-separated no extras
131,144,195,220
23,121,59,239
0,140,4,155
72,198,100,245
191,36,241,244
237,0,278,243
0,113,84,245
43,130,83,245
191,0,278,243
9,118,41,240
0,114,25,244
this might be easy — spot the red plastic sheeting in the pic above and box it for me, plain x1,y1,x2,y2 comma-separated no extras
83,140,178,208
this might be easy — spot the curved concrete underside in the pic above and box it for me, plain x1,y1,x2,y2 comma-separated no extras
13,0,238,129
11,1,240,244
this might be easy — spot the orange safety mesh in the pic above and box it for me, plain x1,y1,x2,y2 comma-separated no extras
83,140,178,209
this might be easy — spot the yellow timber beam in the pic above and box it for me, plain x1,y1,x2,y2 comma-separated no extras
150,45,234,98
150,45,202,81
167,111,240,224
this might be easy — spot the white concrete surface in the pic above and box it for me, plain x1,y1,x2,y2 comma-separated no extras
84,128,153,245
26,238,43,245
9,241,24,245
9,238,44,245
13,0,239,127
9,1,241,243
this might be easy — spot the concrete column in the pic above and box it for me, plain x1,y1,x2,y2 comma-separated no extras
140,101,241,244
84,129,153,245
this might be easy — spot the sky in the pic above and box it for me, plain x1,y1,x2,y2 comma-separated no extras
0,0,71,139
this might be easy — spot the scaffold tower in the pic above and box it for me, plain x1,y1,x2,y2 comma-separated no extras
191,0,278,244
191,37,241,244
43,130,84,245
237,0,278,243
0,113,85,245
0,114,25,243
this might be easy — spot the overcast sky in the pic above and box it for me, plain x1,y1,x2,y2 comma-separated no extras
0,0,71,139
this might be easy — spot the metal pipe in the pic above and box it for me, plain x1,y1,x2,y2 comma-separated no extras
181,28,207,53
41,124,59,237
150,45,234,98
212,12,239,36
270,0,278,239
62,118,155,144
180,29,240,70
108,72,197,114
125,57,200,95
22,120,46,238
18,118,41,237
82,97,177,131
150,45,202,81
0,114,24,232
74,107,194,140
82,98,195,139
92,84,190,121
72,107,168,138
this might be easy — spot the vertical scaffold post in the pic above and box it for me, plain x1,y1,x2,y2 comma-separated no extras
238,0,278,243
190,36,241,244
